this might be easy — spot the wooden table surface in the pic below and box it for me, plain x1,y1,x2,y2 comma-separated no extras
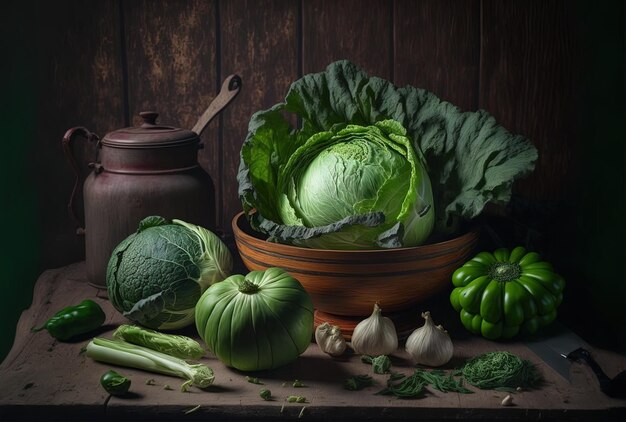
1,261,625,422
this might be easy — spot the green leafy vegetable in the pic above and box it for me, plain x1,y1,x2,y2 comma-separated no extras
344,375,373,391
85,337,214,390
457,351,543,391
361,355,392,374
107,216,233,330
292,379,306,388
195,267,314,371
238,60,537,246
260,389,272,400
246,376,263,385
113,324,205,360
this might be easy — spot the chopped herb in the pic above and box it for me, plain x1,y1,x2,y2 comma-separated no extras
260,389,272,401
286,395,307,403
345,374,373,391
377,369,472,399
292,379,306,388
145,378,156,385
163,384,173,391
457,351,543,391
246,376,264,385
377,371,427,398
361,355,391,374
298,406,306,418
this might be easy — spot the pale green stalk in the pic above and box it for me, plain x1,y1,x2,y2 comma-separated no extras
85,337,214,389
113,324,205,360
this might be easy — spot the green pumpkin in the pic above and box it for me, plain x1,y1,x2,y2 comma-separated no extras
450,246,565,340
195,267,314,371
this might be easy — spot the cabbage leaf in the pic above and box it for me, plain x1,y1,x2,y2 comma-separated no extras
238,60,537,244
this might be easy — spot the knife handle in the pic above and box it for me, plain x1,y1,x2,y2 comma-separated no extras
567,347,626,398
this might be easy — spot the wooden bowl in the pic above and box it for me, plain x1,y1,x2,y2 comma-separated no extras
232,212,479,338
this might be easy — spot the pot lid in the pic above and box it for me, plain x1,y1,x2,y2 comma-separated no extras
101,111,198,148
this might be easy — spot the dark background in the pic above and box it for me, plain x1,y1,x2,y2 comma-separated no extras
1,0,624,362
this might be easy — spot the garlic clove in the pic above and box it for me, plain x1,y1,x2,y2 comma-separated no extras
350,303,398,356
405,311,454,367
315,322,347,357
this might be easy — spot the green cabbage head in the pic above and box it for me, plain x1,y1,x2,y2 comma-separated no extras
274,119,434,249
106,216,233,330
238,60,538,249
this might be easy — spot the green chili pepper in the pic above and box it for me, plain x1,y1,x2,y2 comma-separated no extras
100,370,131,396
31,299,106,341
450,246,565,340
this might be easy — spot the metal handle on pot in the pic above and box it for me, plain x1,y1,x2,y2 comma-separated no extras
191,74,242,136
62,127,100,235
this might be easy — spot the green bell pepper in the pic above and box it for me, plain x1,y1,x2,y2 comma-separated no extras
31,299,106,341
450,246,565,340
100,369,131,396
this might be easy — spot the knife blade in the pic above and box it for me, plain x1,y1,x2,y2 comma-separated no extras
524,321,590,382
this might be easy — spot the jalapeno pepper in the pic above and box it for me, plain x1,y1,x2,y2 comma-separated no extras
100,369,131,396
450,246,565,340
31,299,106,341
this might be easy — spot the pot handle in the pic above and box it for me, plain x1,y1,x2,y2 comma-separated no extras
191,74,242,136
62,127,100,235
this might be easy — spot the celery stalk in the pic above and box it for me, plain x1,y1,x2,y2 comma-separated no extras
85,337,214,389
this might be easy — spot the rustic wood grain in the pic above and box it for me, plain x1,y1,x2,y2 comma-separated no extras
219,0,299,235
394,0,480,111
479,0,581,201
302,0,392,78
34,0,125,270
1,262,624,421
122,0,221,224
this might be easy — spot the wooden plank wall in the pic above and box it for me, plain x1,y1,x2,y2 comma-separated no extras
41,0,584,263
6,0,623,357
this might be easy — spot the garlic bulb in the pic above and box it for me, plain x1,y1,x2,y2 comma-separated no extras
315,322,347,356
405,311,453,367
350,303,398,356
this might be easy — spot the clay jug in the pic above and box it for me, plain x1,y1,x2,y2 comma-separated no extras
62,75,241,288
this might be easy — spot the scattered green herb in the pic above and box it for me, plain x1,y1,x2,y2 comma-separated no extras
377,371,428,398
145,378,156,386
260,389,272,401
246,376,264,385
286,395,307,403
457,351,543,391
298,406,306,418
292,379,306,388
163,384,173,391
361,355,391,374
415,369,472,394
378,369,473,398
345,375,373,391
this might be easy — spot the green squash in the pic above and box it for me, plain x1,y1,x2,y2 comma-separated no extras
195,267,314,371
450,246,565,340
